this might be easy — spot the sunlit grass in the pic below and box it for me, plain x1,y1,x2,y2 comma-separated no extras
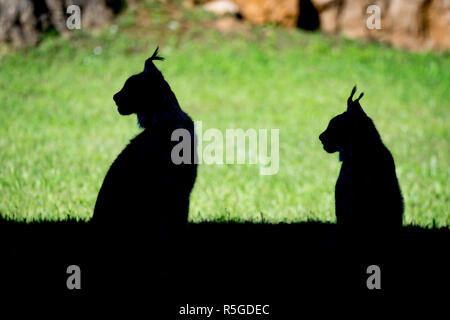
0,3,448,227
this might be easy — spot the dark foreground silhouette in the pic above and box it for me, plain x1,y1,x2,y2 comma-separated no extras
0,220,448,313
320,86,403,242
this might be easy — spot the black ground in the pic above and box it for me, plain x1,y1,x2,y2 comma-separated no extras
0,221,448,315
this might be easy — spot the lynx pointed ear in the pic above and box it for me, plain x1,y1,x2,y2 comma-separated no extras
144,46,165,72
349,85,357,99
347,86,366,115
355,92,364,101
347,85,357,109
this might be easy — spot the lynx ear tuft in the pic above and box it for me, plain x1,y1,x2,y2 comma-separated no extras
347,85,357,109
149,46,165,61
144,46,165,72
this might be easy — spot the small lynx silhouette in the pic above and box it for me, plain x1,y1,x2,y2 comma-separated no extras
319,86,403,237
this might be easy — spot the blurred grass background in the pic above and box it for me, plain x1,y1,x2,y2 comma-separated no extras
0,1,448,226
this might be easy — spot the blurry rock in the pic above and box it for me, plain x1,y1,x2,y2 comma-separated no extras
385,0,428,50
310,0,450,51
0,0,40,47
203,0,239,16
311,0,340,33
233,0,299,28
319,6,339,33
183,0,196,9
74,0,117,29
213,16,247,32
45,0,68,35
336,0,389,42
364,0,390,43
428,0,450,50
338,0,371,40
0,0,122,47
310,0,336,11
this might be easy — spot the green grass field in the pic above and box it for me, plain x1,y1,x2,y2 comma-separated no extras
0,2,448,227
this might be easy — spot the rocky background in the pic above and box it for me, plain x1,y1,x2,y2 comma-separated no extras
199,0,450,51
0,0,123,47
0,0,449,51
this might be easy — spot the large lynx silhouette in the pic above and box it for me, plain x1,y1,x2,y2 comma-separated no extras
319,86,403,238
92,48,197,249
